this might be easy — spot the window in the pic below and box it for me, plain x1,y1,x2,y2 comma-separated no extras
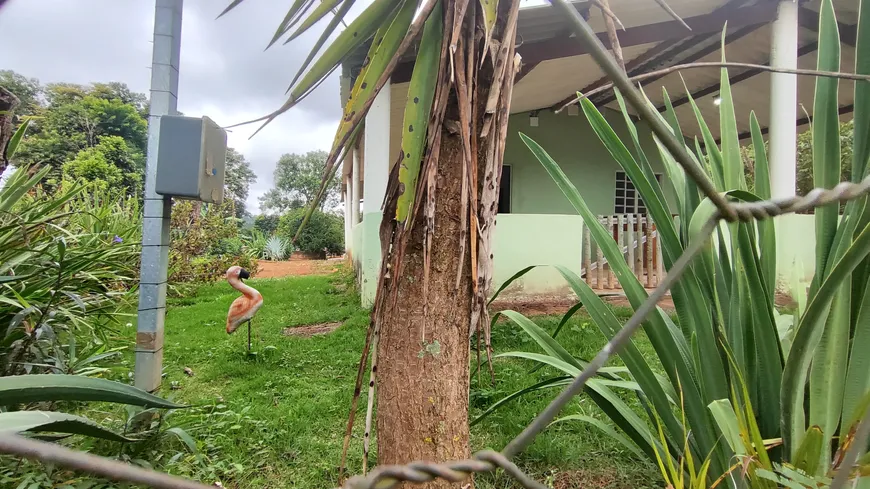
498,165,511,214
614,171,661,214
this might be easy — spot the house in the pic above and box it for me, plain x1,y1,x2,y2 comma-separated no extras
338,0,861,306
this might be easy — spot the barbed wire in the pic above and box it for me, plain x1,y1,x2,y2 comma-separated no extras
2,0,870,488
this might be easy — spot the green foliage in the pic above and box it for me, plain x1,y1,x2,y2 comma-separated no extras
62,135,143,192
254,213,280,234
0,135,177,451
169,200,258,284
742,120,854,201
241,227,269,258
0,70,42,116
225,148,257,218
1,164,140,377
264,235,291,260
259,151,339,213
6,75,148,194
490,2,870,485
277,208,343,257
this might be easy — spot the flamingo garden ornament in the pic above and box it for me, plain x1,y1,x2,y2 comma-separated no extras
225,266,263,353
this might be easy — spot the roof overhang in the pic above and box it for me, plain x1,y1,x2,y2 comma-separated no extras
339,0,859,169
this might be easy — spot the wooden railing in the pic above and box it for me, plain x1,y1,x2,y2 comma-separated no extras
582,214,665,289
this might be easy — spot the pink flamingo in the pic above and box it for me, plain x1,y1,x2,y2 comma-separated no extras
225,266,263,353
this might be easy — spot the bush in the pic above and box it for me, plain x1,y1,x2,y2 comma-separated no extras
254,214,280,235
1,157,141,377
169,200,258,283
277,208,343,258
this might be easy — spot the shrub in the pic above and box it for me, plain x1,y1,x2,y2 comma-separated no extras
277,208,343,258
1,151,141,376
169,200,258,283
254,213,280,235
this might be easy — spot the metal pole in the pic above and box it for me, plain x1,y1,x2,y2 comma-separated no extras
135,0,183,393
769,0,799,200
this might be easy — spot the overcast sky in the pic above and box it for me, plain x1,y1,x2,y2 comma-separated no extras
0,0,545,213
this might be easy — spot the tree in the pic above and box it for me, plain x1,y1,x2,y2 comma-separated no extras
0,87,19,176
254,214,280,235
12,80,148,192
742,120,853,200
224,148,257,218
277,208,343,257
226,0,521,482
90,82,148,117
0,70,42,116
62,135,143,192
258,151,339,213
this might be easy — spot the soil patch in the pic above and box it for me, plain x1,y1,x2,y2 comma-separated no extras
551,468,639,489
601,293,675,311
490,293,675,317
775,291,798,309
257,257,343,278
282,322,342,337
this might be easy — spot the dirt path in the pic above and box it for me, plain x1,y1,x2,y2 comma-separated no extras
256,256,344,278
490,294,676,317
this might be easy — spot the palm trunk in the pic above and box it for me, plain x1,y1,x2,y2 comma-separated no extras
372,0,520,485
375,130,476,479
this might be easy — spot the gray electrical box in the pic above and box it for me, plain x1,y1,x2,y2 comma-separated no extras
155,115,227,203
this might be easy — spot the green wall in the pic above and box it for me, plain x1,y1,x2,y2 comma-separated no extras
491,214,585,297
352,103,819,304
503,107,678,216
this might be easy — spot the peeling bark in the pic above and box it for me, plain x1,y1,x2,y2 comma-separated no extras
372,0,519,486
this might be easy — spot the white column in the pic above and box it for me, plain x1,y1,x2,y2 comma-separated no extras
351,148,361,226
360,81,391,306
343,178,351,252
769,0,799,199
136,0,182,393
363,81,391,213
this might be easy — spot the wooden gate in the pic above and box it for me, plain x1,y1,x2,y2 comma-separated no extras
581,214,664,289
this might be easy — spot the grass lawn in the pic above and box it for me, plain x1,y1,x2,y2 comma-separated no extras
55,266,661,489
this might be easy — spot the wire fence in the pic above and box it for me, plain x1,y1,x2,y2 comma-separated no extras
2,0,870,488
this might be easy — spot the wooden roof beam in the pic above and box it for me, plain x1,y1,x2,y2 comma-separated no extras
549,2,773,109
515,2,778,66
660,41,819,112
798,6,856,47
659,10,857,113
553,0,758,110
731,104,854,141
591,22,763,107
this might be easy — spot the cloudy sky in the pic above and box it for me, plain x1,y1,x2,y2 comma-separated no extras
0,0,378,213
0,0,545,213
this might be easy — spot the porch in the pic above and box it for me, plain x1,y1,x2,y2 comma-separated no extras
339,0,857,307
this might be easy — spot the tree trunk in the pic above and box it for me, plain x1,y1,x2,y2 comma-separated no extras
0,86,21,177
375,128,475,482
373,0,520,486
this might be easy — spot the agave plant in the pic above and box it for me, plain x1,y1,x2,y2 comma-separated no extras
480,0,870,485
263,235,290,261
0,374,184,441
